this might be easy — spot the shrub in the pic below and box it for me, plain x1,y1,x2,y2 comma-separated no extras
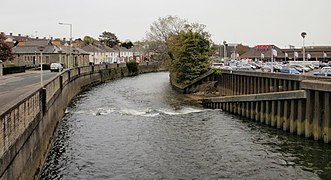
126,60,138,75
212,68,221,75
3,66,25,75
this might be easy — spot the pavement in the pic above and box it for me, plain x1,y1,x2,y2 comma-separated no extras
0,71,58,114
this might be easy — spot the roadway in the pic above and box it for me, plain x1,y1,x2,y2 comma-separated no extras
0,70,59,113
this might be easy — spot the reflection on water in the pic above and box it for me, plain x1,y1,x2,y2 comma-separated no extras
41,72,331,179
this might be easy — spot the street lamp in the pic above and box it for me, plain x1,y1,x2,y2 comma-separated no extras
223,41,227,60
38,46,45,87
301,32,307,61
59,22,72,68
0,60,3,76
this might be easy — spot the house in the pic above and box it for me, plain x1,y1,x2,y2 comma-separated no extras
9,34,89,68
99,45,117,64
129,45,145,63
80,44,104,65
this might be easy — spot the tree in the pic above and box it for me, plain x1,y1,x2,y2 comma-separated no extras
168,31,211,84
99,31,120,47
83,36,98,45
0,34,13,62
145,15,211,65
121,40,134,49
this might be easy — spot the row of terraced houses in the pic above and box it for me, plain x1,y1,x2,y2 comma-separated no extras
1,32,147,68
2,32,331,69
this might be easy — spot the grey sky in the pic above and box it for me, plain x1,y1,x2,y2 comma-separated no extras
1,0,330,48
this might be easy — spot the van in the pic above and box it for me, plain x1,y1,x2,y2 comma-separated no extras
50,63,63,72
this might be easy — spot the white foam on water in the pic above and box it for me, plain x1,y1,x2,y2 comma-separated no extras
89,106,204,117
159,107,204,115
91,108,115,116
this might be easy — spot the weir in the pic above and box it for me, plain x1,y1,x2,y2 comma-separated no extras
0,62,159,179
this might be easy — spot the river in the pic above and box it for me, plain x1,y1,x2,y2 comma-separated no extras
41,72,331,179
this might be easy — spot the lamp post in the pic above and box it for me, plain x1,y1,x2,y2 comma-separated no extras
38,46,45,87
301,32,307,61
223,41,227,60
0,60,3,76
59,22,72,68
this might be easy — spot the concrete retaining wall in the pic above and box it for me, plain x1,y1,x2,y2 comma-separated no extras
0,62,159,179
170,69,331,143
199,70,331,143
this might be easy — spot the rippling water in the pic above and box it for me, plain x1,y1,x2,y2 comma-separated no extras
41,72,331,179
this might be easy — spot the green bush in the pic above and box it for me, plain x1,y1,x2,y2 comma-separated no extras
4,64,17,68
212,68,221,75
41,64,50,70
27,64,50,71
3,66,25,75
126,60,138,75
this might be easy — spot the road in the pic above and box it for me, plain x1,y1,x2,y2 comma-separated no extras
0,71,59,113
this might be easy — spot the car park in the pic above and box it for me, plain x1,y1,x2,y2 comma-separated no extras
50,63,63,72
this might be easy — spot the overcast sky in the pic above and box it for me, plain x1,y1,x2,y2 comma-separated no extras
1,0,330,48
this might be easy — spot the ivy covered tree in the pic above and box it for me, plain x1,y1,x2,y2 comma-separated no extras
121,40,134,49
99,31,120,47
0,34,13,62
168,31,211,84
83,36,98,45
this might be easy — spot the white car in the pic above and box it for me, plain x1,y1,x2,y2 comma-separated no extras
211,62,225,69
50,63,63,72
289,64,310,72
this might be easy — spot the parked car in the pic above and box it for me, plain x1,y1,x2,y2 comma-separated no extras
280,68,301,74
260,66,273,72
248,62,262,69
211,62,225,69
237,65,255,71
304,64,315,70
289,64,310,72
50,63,63,72
266,62,282,72
320,63,330,68
313,67,331,76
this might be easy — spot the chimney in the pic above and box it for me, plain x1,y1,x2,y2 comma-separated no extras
72,41,78,48
18,41,26,46
53,38,61,47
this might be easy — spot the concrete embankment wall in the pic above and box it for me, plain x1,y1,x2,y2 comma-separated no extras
171,69,331,143
0,62,159,180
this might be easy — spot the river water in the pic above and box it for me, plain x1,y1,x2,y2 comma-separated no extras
41,72,331,179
